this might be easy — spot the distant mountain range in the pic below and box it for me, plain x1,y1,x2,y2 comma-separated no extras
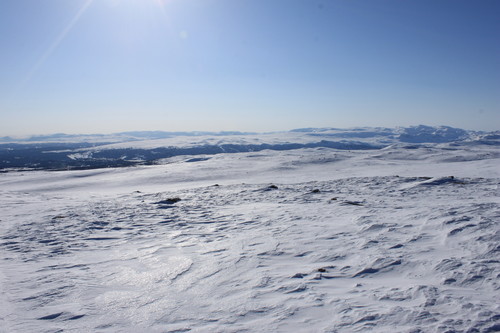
1,126,498,171
0,131,256,144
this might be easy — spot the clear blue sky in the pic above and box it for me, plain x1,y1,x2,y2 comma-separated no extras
1,0,499,135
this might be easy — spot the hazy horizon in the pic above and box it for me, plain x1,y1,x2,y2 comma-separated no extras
2,124,498,140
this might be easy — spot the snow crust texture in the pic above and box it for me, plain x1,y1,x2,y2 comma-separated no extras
1,177,499,332
0,129,499,332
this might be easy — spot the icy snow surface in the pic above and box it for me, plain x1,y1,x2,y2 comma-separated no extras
0,131,499,332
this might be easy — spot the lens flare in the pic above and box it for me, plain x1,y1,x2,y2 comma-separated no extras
20,0,94,88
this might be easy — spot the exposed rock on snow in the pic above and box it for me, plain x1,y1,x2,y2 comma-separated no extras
155,197,182,205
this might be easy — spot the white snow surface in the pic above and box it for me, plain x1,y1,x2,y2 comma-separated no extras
0,135,499,332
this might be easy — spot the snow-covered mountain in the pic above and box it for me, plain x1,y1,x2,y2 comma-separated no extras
1,125,498,171
0,126,499,332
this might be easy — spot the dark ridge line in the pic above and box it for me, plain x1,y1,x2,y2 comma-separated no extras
0,140,383,172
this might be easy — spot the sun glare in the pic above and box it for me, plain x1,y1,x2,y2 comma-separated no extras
21,0,94,88
107,0,170,18
21,0,173,89
109,0,169,7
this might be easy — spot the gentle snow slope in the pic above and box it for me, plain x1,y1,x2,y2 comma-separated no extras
0,142,499,332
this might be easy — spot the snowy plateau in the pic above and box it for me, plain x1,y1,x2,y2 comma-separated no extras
0,126,499,332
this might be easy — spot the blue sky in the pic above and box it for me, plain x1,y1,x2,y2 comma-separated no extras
1,0,499,135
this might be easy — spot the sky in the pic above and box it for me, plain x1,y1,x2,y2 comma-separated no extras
0,0,499,136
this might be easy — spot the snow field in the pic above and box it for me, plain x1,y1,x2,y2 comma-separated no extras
1,168,499,332
1,135,499,332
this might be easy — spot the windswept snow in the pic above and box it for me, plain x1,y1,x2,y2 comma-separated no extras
0,128,499,332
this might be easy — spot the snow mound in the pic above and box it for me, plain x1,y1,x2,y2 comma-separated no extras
397,125,471,143
417,176,465,185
